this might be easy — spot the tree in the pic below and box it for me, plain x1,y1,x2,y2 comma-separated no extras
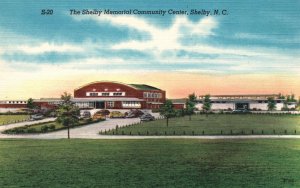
278,93,285,99
159,100,175,127
26,98,35,109
267,97,276,111
291,94,296,102
286,95,291,102
202,94,211,117
56,92,79,139
185,93,197,121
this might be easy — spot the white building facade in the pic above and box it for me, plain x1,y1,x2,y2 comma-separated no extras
196,94,297,111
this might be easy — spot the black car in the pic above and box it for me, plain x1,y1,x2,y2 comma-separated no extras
126,109,144,118
140,113,155,121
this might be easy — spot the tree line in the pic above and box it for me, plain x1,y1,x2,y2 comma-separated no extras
159,94,212,127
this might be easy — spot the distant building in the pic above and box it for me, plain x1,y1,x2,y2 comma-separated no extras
195,94,297,111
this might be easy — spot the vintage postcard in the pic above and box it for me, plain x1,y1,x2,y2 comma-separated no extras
0,1,299,187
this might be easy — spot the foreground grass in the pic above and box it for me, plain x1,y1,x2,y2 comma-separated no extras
0,139,300,187
104,114,300,135
0,115,29,125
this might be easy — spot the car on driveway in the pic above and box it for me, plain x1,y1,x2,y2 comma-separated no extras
109,111,125,118
126,109,144,118
30,114,44,121
140,113,155,121
81,111,91,119
232,109,250,114
92,113,106,120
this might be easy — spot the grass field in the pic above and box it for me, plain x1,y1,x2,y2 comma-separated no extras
0,115,30,125
103,114,300,135
0,139,300,187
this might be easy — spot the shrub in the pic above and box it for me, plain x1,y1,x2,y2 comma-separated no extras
48,124,55,130
27,128,37,133
87,118,93,123
15,128,25,134
41,125,49,132
151,109,160,113
175,109,184,117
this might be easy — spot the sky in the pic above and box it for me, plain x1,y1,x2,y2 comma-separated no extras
0,0,299,99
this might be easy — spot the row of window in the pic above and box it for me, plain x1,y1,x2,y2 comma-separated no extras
75,102,95,108
0,101,27,104
197,100,283,104
87,92,125,97
143,92,162,99
122,101,141,108
48,101,61,105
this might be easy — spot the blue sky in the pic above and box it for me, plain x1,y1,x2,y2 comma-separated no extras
0,0,299,98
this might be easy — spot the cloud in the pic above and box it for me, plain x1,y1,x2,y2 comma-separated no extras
111,16,217,51
74,15,217,52
0,14,299,76
15,42,84,54
75,14,299,62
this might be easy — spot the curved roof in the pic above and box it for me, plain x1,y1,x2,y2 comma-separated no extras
129,84,161,91
74,81,162,91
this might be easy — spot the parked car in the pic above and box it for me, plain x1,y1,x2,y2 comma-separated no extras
109,111,125,118
81,111,91,119
98,109,110,116
140,113,155,121
92,112,106,120
232,109,250,114
126,109,144,118
30,114,44,121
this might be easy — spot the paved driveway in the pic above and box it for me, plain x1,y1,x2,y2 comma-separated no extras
0,117,141,139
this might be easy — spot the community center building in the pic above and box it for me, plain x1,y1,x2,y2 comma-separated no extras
72,81,166,110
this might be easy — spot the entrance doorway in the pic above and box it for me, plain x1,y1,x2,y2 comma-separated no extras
235,103,249,110
95,101,105,109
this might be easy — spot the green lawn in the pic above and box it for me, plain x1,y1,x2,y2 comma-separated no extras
104,114,300,135
0,115,30,125
0,139,300,187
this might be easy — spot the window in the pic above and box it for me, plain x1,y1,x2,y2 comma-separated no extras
90,93,98,96
107,101,114,108
113,92,122,96
102,93,109,96
144,92,162,98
